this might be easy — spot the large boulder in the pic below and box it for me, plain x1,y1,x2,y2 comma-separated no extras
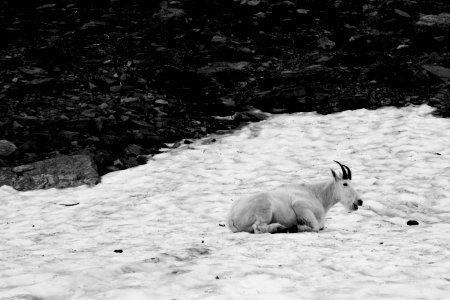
0,140,17,157
0,154,100,191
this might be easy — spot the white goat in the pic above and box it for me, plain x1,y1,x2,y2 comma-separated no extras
227,161,362,233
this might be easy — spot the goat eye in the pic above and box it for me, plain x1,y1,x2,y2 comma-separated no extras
343,183,348,186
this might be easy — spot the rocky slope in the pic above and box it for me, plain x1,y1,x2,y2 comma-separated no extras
0,0,449,190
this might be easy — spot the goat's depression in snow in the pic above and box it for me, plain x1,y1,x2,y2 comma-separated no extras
1,105,450,300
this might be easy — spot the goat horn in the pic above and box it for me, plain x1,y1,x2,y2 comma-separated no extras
333,160,349,180
344,164,352,180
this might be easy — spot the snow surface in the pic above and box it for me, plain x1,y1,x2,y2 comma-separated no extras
1,105,450,300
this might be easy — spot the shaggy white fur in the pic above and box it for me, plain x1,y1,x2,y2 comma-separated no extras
227,165,362,233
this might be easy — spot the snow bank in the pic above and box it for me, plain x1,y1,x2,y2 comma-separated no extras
1,105,449,299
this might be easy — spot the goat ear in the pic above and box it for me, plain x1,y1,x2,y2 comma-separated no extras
331,169,340,181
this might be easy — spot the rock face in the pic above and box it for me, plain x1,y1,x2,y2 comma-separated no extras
0,155,100,191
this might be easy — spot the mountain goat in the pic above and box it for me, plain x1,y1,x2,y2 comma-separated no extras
227,161,362,233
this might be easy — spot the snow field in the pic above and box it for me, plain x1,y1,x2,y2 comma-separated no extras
1,105,450,299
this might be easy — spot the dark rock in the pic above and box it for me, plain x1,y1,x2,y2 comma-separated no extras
124,144,144,156
416,13,450,31
238,110,269,122
0,159,9,167
421,64,450,82
121,97,139,104
338,94,371,110
154,66,212,95
26,78,55,86
36,3,56,10
12,165,35,173
255,84,308,112
407,220,419,226
13,121,24,128
137,155,148,165
155,99,169,105
98,102,109,110
153,8,185,21
18,66,47,75
110,85,122,92
106,165,120,172
246,0,260,6
124,157,140,168
0,168,16,187
26,46,71,68
58,130,80,140
211,35,227,43
0,155,100,191
79,21,107,31
18,133,53,152
131,119,153,128
101,134,128,148
62,119,94,132
197,62,250,75
220,97,236,107
0,140,17,157
259,85,307,99
368,61,419,88
429,87,450,117
394,9,411,19
282,65,333,83
17,153,40,165
134,131,163,147
317,37,335,50
113,159,124,169
93,150,114,167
